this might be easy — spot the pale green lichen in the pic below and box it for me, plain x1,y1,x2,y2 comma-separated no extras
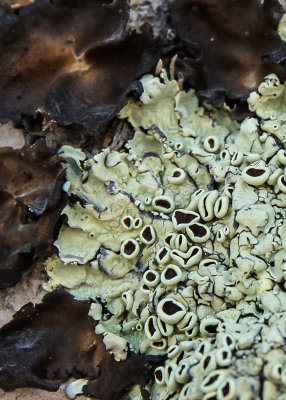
65,379,88,400
45,70,286,399
278,14,286,43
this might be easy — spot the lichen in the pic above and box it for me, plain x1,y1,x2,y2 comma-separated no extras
46,69,286,399
170,0,286,118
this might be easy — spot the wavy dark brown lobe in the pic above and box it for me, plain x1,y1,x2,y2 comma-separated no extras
0,0,159,130
171,0,286,118
0,291,96,391
0,290,164,399
0,139,66,288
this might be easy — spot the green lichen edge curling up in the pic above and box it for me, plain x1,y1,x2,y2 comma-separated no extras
45,69,286,400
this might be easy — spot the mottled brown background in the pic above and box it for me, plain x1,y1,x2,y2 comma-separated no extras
0,1,165,398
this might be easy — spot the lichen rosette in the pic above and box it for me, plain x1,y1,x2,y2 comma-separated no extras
45,69,286,399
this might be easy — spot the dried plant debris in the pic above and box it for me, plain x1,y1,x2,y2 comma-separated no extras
0,121,25,149
170,0,286,115
0,0,159,131
0,290,162,399
128,0,170,39
0,139,66,289
44,70,286,399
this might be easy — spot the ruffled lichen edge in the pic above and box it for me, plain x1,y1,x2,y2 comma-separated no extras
46,69,286,400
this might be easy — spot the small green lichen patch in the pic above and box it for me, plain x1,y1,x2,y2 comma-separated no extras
46,70,286,399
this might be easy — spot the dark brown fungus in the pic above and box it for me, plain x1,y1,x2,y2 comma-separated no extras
83,351,164,400
146,271,156,282
0,0,128,120
155,198,172,209
280,176,286,187
206,395,218,400
190,247,200,256
46,25,160,130
222,382,230,396
0,290,96,391
189,223,207,237
148,318,156,336
162,300,182,315
158,247,168,260
165,234,172,246
123,216,132,228
221,150,229,160
170,0,286,118
205,322,218,334
164,268,177,280
174,210,198,224
155,368,163,381
0,290,164,399
123,240,136,256
0,0,159,130
142,226,153,242
0,139,66,289
205,373,219,386
246,168,266,177
203,356,211,370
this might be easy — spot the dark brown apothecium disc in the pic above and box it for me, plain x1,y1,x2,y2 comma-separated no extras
0,0,159,130
170,0,286,118
0,139,66,289
0,290,164,399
